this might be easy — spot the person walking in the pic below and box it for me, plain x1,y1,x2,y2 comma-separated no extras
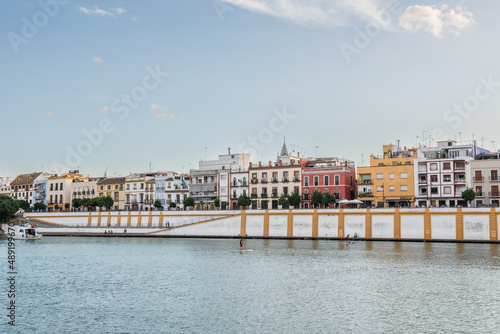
240,238,244,251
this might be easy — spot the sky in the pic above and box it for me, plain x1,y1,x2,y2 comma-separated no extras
1,0,500,178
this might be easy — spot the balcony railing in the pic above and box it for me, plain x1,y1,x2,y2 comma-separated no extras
490,176,499,181
261,179,268,184
282,178,289,183
272,193,278,198
271,178,278,183
360,179,373,184
476,191,483,197
357,192,372,197
490,192,500,197
473,176,484,182
261,193,268,198
455,178,466,184
293,177,300,182
251,194,258,198
251,179,258,184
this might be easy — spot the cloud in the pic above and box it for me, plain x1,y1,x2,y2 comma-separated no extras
219,0,397,29
399,5,474,38
150,104,165,110
151,113,168,118
78,6,126,18
45,111,54,117
169,115,176,120
101,106,109,112
93,57,104,64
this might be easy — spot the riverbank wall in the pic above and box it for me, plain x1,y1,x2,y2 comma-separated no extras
22,208,500,242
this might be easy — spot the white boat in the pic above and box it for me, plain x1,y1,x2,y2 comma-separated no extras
5,223,43,240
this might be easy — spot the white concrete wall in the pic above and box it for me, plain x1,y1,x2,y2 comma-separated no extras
165,216,240,236
463,215,490,240
268,215,287,237
401,215,424,239
431,215,456,239
318,215,338,237
246,215,264,237
293,215,313,237
372,215,394,238
344,215,365,237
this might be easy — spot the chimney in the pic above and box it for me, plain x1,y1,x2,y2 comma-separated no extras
259,161,262,167
269,161,272,167
279,160,283,166
228,147,231,155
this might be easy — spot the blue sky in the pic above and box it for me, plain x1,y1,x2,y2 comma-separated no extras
1,0,499,178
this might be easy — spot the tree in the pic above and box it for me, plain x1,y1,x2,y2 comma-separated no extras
98,196,114,210
33,202,46,212
183,196,195,209
90,198,99,209
72,198,82,210
54,204,60,211
278,193,289,209
322,192,336,208
214,198,220,209
288,191,301,209
81,198,91,210
237,194,252,209
16,199,30,211
169,202,176,209
64,203,70,211
154,199,163,210
462,188,475,207
311,190,324,208
0,195,19,223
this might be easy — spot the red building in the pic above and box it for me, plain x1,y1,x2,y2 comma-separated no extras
301,157,356,209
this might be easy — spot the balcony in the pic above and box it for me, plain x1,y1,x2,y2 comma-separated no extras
261,179,268,184
476,191,483,197
271,178,278,183
251,194,258,198
360,179,373,185
357,192,372,197
418,179,427,184
455,178,466,184
294,177,300,182
489,191,500,197
272,193,278,198
251,178,258,184
261,193,268,198
490,176,499,182
282,178,289,183
303,195,310,200
473,176,484,182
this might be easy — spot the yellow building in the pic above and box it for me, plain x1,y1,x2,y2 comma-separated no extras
357,144,417,208
97,177,126,210
47,171,88,212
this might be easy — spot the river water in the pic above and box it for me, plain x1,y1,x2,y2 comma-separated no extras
1,237,499,333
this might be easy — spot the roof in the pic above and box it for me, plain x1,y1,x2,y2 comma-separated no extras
97,177,126,185
10,172,42,186
280,139,288,156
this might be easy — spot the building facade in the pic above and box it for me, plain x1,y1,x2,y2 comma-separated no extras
11,172,52,208
47,171,88,211
125,173,155,211
470,155,500,207
97,177,126,210
301,157,356,209
357,144,417,208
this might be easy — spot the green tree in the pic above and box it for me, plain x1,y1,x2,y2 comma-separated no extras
16,199,30,211
0,195,19,223
64,203,70,211
81,198,91,209
183,196,195,209
90,198,99,209
214,198,220,209
72,198,82,209
287,191,301,209
237,194,252,209
462,188,475,206
311,190,324,208
98,196,114,210
154,199,163,210
278,193,289,209
33,202,47,211
169,202,177,209
322,192,336,208
54,204,60,211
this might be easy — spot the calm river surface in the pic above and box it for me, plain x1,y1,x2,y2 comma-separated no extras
1,237,499,333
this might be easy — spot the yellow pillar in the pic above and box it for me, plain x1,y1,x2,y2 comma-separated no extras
338,209,345,238
490,208,498,240
137,211,142,227
107,212,112,226
127,211,131,227
365,208,372,238
424,208,432,239
456,208,464,240
312,209,318,237
394,208,401,239
159,211,164,228
263,210,269,237
240,210,247,236
148,211,153,227
116,211,121,227
87,212,92,227
97,212,102,227
287,209,293,237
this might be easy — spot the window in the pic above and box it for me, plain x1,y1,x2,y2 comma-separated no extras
400,185,408,191
376,186,383,192
443,187,451,194
283,187,288,195
324,176,329,186
443,175,451,182
389,173,394,179
334,175,340,186
492,185,499,197
389,185,395,192
400,172,407,179
376,173,383,179
443,162,451,170
304,177,309,187
430,163,438,171
314,176,319,186
430,175,438,183
431,187,438,195
476,186,482,196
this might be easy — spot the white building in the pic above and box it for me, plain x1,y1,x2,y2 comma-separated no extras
10,172,52,208
155,172,190,209
125,173,156,211
414,140,488,207
0,177,12,197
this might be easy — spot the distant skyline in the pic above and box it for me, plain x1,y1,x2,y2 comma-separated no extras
2,0,500,177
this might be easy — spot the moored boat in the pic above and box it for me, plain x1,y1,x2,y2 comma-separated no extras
4,223,43,240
